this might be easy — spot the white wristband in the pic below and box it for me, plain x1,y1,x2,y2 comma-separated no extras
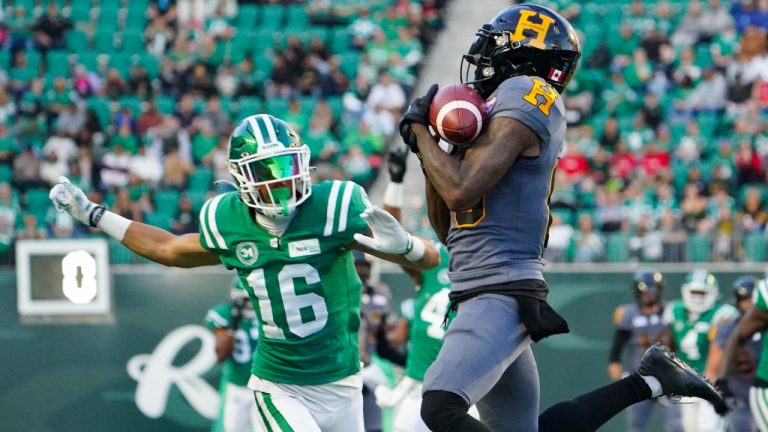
404,236,426,262
97,210,132,242
383,182,404,208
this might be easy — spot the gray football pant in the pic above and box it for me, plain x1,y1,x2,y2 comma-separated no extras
627,398,682,432
422,294,539,432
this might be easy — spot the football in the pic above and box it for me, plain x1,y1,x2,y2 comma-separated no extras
429,83,487,147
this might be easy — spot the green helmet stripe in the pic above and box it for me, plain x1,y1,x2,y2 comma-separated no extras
259,114,278,143
247,116,266,147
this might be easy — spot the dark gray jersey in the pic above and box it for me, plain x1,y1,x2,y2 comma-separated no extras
614,303,667,370
714,317,761,403
447,75,566,292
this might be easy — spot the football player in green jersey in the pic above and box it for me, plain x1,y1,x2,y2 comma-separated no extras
722,278,768,432
50,114,441,432
206,277,263,432
662,269,738,432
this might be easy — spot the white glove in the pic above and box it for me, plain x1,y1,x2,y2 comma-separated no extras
49,176,101,226
353,206,425,261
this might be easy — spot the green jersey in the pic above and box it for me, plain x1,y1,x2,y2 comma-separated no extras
752,280,768,381
403,244,451,381
205,303,259,387
664,299,738,372
198,180,370,385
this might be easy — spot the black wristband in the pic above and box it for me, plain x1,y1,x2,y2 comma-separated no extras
89,205,106,228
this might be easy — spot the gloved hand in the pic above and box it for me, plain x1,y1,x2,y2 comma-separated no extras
354,206,414,256
388,144,409,183
713,378,733,416
398,84,438,154
49,176,103,227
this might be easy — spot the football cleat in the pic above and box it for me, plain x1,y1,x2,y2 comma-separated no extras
638,343,725,410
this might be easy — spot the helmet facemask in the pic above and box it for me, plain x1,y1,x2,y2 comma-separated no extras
681,282,718,314
228,145,311,219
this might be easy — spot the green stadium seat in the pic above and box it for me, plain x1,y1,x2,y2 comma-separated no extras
70,0,92,10
77,51,101,73
145,212,173,231
0,51,9,70
286,5,309,28
0,165,11,183
93,31,116,52
46,50,70,77
605,233,629,263
745,234,767,262
265,97,290,118
188,190,208,213
87,97,111,128
121,31,145,53
109,238,135,264
339,52,361,79
236,96,263,121
137,53,160,77
154,189,180,216
156,95,176,115
687,235,711,262
261,5,285,29
67,29,89,53
238,5,260,28
120,96,143,116
188,167,213,192
68,5,92,23
25,188,51,217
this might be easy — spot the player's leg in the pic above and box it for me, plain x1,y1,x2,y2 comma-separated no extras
690,399,725,432
222,383,255,432
421,294,532,432
316,384,365,432
660,400,683,432
626,399,653,432
539,344,724,432
393,382,429,432
730,400,756,432
475,345,539,432
253,390,321,432
749,386,768,432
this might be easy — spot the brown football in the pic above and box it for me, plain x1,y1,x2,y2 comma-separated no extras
429,83,487,146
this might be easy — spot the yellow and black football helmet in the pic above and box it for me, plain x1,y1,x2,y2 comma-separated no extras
461,4,581,98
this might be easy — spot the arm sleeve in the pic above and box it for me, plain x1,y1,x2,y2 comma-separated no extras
334,181,373,242
204,303,231,330
608,329,631,363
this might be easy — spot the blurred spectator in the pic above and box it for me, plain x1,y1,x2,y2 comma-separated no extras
12,145,42,193
680,183,708,232
17,214,46,240
199,97,231,136
340,145,373,187
737,185,768,234
55,104,85,137
0,183,19,254
101,143,132,189
33,3,70,52
687,67,727,111
698,0,733,43
138,102,163,136
172,193,198,234
658,209,688,262
600,117,620,150
597,188,627,233
128,66,153,99
0,88,16,125
735,139,763,185
0,123,17,166
162,142,194,189
5,6,35,53
545,214,574,263
129,145,164,187
671,0,704,47
573,214,604,263
192,120,219,163
112,188,143,222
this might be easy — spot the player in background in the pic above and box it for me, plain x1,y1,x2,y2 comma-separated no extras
609,271,682,432
722,278,768,432
662,269,739,432
375,146,479,432
206,277,263,432
709,276,762,432
50,114,441,432
399,4,725,431
356,250,389,432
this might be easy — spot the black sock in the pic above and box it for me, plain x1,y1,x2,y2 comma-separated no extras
421,390,490,432
538,373,652,432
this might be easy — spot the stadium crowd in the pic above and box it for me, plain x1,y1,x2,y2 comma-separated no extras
3,0,768,265
0,0,446,263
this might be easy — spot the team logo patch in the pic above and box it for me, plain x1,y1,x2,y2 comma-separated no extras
236,242,259,265
548,68,563,83
288,239,321,258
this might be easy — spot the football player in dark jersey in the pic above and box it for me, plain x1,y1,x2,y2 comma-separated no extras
399,4,724,431
609,272,682,432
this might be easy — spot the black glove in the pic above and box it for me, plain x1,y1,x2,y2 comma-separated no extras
713,378,732,416
388,144,409,183
398,84,438,154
